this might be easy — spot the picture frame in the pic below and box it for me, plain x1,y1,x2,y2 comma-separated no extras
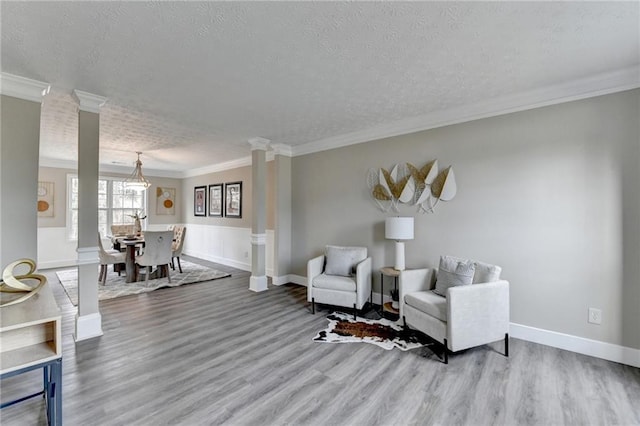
224,181,242,218
194,186,207,216
208,183,223,217
156,187,176,215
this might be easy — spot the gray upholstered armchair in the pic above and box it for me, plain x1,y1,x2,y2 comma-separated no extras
307,245,372,319
400,256,509,363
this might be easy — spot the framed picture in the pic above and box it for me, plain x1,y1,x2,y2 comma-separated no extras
37,181,54,217
194,186,207,216
225,181,242,218
156,187,176,215
208,183,223,217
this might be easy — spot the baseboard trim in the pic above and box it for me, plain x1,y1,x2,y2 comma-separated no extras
184,250,250,272
288,274,307,286
39,259,77,270
510,322,640,368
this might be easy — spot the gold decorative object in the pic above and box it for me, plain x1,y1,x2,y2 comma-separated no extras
367,159,457,214
0,259,47,307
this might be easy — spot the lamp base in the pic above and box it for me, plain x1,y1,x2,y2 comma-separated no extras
394,241,406,271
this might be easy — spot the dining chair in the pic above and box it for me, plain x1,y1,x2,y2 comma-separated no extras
97,233,126,285
170,226,186,273
135,230,173,283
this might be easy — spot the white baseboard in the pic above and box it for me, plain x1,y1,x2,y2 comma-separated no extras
39,259,77,270
288,274,307,286
184,249,251,271
510,322,640,368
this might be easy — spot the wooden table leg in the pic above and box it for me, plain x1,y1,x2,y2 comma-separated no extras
125,245,137,283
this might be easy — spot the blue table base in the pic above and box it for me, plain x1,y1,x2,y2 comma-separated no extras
1,358,62,425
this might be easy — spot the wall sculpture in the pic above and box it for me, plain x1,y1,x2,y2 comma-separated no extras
367,160,457,213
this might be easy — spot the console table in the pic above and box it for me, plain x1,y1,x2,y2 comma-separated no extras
0,283,62,425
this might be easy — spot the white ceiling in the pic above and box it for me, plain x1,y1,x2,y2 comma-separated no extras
2,1,639,176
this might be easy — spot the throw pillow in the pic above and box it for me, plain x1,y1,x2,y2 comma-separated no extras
325,245,367,277
433,255,475,297
472,260,502,284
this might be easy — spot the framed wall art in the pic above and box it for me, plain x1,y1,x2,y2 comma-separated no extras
224,181,242,218
194,186,207,216
208,183,223,217
156,187,176,215
37,181,54,217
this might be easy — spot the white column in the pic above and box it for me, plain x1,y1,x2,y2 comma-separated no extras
271,143,293,285
248,137,270,292
72,90,107,341
0,73,50,270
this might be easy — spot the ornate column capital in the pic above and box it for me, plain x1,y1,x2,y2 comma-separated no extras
248,137,271,151
72,89,107,113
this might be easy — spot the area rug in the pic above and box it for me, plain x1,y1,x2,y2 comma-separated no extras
56,261,230,306
313,312,432,351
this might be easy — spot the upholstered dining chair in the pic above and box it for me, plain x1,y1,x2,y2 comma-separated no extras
170,226,186,273
135,230,173,283
97,233,126,285
400,255,510,364
307,245,372,319
111,224,136,237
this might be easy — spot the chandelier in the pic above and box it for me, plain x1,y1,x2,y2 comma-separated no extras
124,151,151,191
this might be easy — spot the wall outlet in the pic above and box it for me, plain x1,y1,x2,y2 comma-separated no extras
588,308,602,325
244,251,249,259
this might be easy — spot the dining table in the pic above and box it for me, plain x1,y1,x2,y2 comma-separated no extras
112,236,168,283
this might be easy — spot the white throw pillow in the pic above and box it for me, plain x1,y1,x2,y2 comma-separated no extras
472,260,502,283
433,255,475,297
325,245,367,277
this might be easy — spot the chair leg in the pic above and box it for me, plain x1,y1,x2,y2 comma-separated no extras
171,258,175,270
443,338,449,364
99,265,105,284
505,333,509,357
311,298,315,314
177,257,182,273
353,304,357,320
146,266,151,282
166,265,171,283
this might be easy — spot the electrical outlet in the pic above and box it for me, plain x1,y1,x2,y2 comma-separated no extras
244,251,249,259
588,308,602,325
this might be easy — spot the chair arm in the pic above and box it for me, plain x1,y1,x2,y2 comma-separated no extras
355,257,372,308
399,268,435,320
447,280,510,352
307,255,325,302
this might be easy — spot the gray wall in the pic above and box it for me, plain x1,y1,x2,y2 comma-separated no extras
291,89,640,349
1,95,41,269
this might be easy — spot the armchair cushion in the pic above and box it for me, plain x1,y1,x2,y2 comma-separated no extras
405,291,447,321
312,273,357,292
433,256,475,297
325,245,367,277
472,260,502,283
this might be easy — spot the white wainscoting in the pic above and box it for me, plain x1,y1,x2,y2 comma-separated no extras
37,227,78,269
180,224,275,274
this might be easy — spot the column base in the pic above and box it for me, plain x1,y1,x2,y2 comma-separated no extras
74,312,103,342
249,275,268,292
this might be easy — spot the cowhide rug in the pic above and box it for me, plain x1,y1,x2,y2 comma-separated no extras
313,312,432,351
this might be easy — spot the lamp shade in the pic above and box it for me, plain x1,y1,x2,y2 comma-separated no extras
385,217,414,240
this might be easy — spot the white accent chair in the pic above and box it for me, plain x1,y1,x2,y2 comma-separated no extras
400,258,509,364
135,230,173,283
97,233,126,285
307,245,372,319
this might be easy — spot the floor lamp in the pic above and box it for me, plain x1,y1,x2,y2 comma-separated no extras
385,217,414,271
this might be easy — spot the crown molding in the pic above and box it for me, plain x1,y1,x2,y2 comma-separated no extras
182,156,253,178
38,157,183,178
271,143,293,157
72,89,107,113
0,72,50,103
292,66,640,157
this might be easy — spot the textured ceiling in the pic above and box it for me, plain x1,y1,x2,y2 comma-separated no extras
2,1,639,174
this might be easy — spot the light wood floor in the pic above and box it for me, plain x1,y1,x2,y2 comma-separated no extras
2,255,639,426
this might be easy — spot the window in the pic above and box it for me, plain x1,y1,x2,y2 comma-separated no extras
68,175,146,240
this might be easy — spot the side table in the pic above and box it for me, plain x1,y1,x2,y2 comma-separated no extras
379,267,400,320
